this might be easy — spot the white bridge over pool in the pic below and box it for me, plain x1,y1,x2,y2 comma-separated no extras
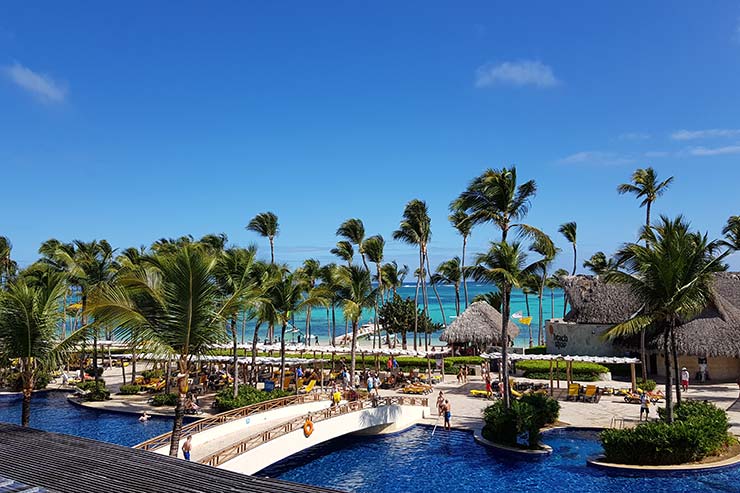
135,394,429,475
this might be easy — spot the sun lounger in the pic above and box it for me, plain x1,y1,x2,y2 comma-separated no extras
566,383,581,401
300,379,317,394
582,385,598,402
470,389,490,398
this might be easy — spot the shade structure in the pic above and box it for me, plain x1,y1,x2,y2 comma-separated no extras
440,301,519,346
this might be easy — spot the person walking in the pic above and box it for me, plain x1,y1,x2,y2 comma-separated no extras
436,391,445,415
639,393,650,421
681,367,690,392
443,400,452,430
182,435,193,461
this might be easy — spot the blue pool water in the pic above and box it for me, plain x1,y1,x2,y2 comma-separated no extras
0,391,178,446
261,426,740,493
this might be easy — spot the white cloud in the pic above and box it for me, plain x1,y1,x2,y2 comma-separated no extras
671,129,740,140
3,62,66,103
618,132,651,141
558,151,636,166
475,60,559,88
688,145,740,156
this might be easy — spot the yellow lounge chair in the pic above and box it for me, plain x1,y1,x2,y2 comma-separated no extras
470,389,489,398
510,387,523,399
582,385,598,403
300,379,317,394
566,383,581,401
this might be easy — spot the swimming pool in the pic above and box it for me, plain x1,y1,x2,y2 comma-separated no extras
0,391,179,446
260,426,740,492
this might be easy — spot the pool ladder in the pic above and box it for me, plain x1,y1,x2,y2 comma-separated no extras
610,417,625,429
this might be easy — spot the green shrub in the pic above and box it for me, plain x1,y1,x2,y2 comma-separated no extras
77,380,106,391
141,369,164,380
8,372,52,392
213,385,293,412
482,394,560,449
150,393,179,407
601,401,732,465
524,346,547,355
85,387,111,401
524,372,598,382
637,379,656,392
119,384,141,395
515,360,608,380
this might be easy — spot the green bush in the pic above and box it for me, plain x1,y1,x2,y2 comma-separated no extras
524,372,599,382
637,379,657,392
9,372,52,392
524,346,547,355
141,369,164,380
213,385,293,412
119,384,141,395
76,380,106,391
150,392,179,407
515,360,608,380
482,394,560,449
601,401,732,465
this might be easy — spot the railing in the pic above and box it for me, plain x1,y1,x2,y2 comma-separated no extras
199,395,428,467
134,392,329,451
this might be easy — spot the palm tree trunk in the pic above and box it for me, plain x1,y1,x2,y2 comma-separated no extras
537,285,544,346
21,365,33,427
524,291,530,317
350,320,358,377
306,306,312,346
663,323,674,423
571,245,577,276
413,249,422,351
640,329,648,381
331,304,336,344
501,286,512,409
251,321,262,385
550,289,554,322
462,236,469,309
426,254,447,326
671,327,681,404
231,316,239,399
269,237,275,264
168,357,188,457
279,322,288,389
454,283,460,317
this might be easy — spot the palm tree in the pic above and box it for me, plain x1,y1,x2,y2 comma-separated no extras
247,212,279,264
545,276,559,321
337,219,368,271
151,235,194,255
199,233,229,253
381,261,408,300
214,246,259,397
583,251,616,276
468,242,539,408
393,199,432,350
722,216,740,250
472,291,503,311
319,263,341,346
603,216,724,422
530,235,558,345
296,258,322,346
521,275,540,347
0,269,74,426
87,246,239,456
0,236,18,288
558,222,577,275
553,268,569,317
449,205,473,308
363,235,385,348
336,266,377,376
330,241,354,267
617,167,674,235
431,257,462,316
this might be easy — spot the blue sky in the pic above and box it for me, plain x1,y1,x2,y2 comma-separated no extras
2,2,739,271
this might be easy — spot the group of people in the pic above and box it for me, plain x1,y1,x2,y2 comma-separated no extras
436,391,452,430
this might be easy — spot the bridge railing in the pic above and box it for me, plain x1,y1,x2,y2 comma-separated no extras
200,395,428,467
134,392,329,451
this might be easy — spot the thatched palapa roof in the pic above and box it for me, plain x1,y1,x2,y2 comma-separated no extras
561,273,740,358
440,301,519,346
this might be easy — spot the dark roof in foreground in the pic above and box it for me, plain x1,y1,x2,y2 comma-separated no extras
0,423,342,493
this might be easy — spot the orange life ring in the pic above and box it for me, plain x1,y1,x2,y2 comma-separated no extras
303,419,314,437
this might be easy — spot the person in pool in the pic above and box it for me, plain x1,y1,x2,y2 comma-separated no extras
139,411,150,423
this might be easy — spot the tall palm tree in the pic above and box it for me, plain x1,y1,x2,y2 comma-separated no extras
199,233,229,253
330,241,354,267
336,265,378,376
553,268,570,317
558,222,577,275
337,219,368,271
583,251,616,276
247,212,279,264
431,257,462,316
617,167,674,234
214,246,259,397
0,269,75,426
296,259,322,346
393,199,432,350
603,216,724,422
0,236,18,288
319,263,341,346
469,242,539,408
449,205,473,308
521,275,540,347
363,235,385,348
530,235,558,346
545,276,559,321
87,246,240,456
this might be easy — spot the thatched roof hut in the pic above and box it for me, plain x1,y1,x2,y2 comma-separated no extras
440,301,519,346
561,273,740,358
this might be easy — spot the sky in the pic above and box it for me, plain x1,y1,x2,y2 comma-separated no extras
1,2,739,272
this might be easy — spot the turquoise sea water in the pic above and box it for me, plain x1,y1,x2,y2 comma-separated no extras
60,284,566,349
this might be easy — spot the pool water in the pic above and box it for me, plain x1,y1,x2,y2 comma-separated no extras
261,427,740,493
0,391,179,446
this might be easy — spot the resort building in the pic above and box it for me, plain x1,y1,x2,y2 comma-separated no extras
546,273,740,381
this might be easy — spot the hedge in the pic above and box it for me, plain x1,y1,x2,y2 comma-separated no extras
150,393,179,406
515,360,608,380
601,401,732,465
119,384,142,395
214,386,293,412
